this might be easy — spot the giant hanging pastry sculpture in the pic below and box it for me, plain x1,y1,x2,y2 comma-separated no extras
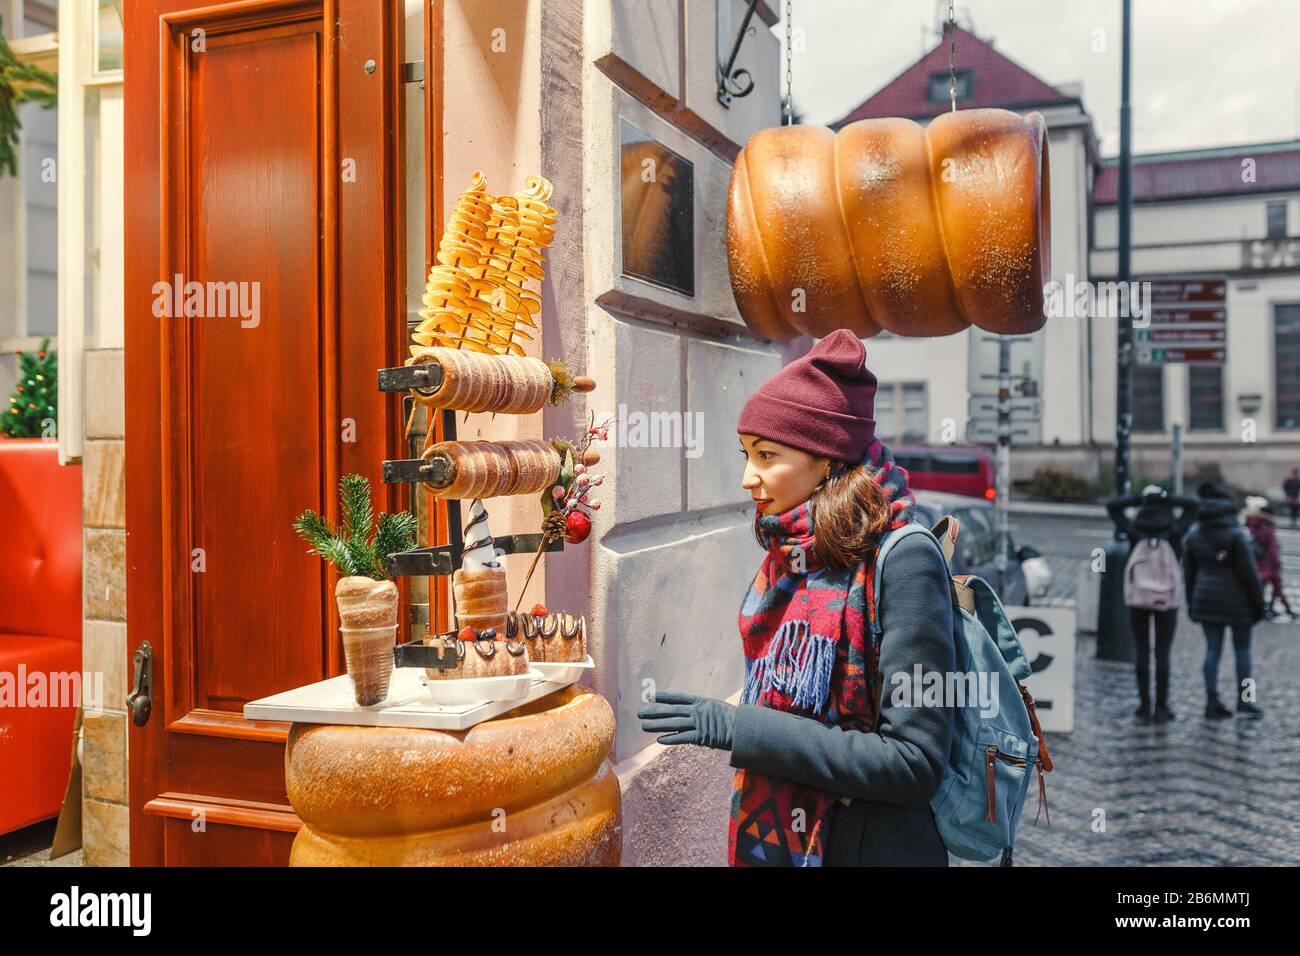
727,108,1051,340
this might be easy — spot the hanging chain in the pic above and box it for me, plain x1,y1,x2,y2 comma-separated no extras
947,0,957,112
784,0,794,125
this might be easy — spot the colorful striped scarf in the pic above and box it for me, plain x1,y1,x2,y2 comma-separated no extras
728,437,916,867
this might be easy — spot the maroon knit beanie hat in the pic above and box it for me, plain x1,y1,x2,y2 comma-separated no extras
736,329,877,462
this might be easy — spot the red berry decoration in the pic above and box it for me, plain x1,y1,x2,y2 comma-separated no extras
564,509,591,544
457,625,476,642
530,603,548,617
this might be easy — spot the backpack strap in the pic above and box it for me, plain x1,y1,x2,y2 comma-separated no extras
931,514,960,566
871,521,947,638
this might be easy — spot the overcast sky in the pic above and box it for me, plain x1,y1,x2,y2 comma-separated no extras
773,0,1300,156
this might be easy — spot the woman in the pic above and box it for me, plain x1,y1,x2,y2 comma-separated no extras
1244,496,1292,622
1183,482,1266,719
1105,485,1199,723
637,330,957,866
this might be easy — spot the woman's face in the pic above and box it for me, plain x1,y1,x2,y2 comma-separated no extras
738,433,830,516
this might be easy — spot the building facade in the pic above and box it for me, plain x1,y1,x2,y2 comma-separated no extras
833,25,1300,494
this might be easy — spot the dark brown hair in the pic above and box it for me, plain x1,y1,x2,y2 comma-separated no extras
752,459,892,570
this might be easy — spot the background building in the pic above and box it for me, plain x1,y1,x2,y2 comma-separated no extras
834,25,1300,494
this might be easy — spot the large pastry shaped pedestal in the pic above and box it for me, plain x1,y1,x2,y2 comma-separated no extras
284,684,620,865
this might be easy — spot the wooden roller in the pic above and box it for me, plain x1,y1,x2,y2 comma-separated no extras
420,438,562,499
727,107,1051,339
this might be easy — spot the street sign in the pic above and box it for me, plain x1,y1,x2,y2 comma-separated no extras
968,396,1041,420
1137,275,1226,366
1136,344,1225,365
966,418,1042,444
1147,277,1227,304
967,329,1042,396
1007,605,1077,734
1137,327,1226,345
1149,306,1225,325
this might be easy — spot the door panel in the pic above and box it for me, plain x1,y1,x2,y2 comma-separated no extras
126,0,403,865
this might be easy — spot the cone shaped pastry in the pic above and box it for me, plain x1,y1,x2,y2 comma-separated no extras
453,566,508,636
335,576,399,627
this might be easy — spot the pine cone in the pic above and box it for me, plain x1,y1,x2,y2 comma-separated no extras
542,510,568,540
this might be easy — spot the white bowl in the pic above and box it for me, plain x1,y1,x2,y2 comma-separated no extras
530,655,596,685
420,667,541,706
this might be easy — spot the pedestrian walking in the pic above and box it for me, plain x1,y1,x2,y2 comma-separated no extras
1106,485,1200,723
1244,496,1293,621
1183,482,1267,719
1284,469,1300,529
637,330,956,866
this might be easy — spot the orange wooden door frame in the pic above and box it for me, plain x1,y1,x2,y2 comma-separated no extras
124,0,405,865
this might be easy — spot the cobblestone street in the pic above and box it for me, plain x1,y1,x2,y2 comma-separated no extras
958,608,1300,866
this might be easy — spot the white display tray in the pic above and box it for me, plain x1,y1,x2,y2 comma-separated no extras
420,667,540,706
529,655,596,685
243,665,572,731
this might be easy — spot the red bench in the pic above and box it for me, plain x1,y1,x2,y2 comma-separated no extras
0,438,83,836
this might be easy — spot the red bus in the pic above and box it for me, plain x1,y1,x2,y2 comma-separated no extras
891,445,996,501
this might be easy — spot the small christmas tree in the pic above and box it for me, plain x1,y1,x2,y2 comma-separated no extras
3,337,56,438
293,474,417,581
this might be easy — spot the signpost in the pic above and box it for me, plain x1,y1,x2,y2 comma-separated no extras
1134,275,1228,366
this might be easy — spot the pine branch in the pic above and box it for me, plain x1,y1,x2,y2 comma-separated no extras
318,538,357,576
0,16,58,179
292,509,336,549
343,536,377,579
339,474,373,546
373,512,418,578
293,474,416,581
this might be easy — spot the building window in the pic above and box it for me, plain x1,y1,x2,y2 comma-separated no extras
926,69,973,105
1132,364,1164,432
875,383,927,442
1187,364,1223,431
618,119,694,297
1267,201,1288,239
1276,304,1300,429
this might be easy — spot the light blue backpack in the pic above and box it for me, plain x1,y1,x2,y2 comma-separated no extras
872,517,1053,866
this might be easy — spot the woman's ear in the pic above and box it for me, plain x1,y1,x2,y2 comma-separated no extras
818,457,832,485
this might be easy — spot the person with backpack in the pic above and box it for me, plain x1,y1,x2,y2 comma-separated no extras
1284,469,1300,529
1245,496,1292,622
1183,482,1267,719
1105,485,1200,723
637,330,1049,866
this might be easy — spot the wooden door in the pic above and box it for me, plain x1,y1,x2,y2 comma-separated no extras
124,0,404,865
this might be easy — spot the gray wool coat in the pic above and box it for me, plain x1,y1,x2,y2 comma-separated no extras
728,532,957,866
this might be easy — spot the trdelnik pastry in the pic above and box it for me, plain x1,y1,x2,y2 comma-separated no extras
425,499,531,680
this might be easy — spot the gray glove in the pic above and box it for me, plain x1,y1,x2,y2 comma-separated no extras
637,690,736,751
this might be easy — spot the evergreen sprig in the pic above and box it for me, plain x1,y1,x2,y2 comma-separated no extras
0,16,59,179
293,474,416,580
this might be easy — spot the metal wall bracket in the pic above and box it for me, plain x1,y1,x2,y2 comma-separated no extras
378,362,443,393
387,533,563,577
716,0,762,107
394,634,461,669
